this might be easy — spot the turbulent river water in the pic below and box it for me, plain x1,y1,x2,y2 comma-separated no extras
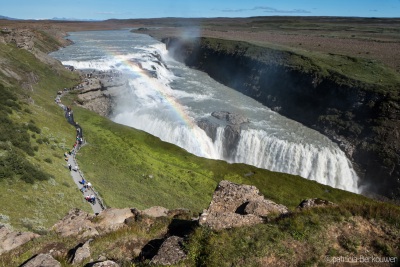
51,29,359,193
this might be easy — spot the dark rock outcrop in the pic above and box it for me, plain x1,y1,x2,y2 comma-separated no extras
197,118,219,141
211,111,249,125
163,37,400,199
197,111,249,158
199,180,288,230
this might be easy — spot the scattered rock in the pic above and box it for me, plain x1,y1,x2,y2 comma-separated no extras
0,225,39,255
150,236,187,265
297,198,337,210
97,255,107,261
52,209,98,238
92,260,120,267
244,199,288,217
200,212,263,230
199,180,288,230
72,239,92,265
142,206,169,218
21,253,61,267
95,208,135,234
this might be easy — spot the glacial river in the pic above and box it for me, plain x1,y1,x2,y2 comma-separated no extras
51,29,359,193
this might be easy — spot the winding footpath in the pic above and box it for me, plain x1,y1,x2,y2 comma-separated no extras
55,91,105,214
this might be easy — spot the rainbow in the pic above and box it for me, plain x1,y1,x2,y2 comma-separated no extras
100,49,217,158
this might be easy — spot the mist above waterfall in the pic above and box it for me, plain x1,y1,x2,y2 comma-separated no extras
51,29,360,193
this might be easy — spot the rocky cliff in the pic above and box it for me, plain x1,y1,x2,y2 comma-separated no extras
162,37,400,199
2,180,399,266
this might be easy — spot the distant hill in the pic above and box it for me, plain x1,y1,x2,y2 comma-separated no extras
0,15,101,21
50,17,102,21
0,15,18,20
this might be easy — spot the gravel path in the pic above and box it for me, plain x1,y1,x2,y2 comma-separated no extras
56,91,105,215
66,149,104,214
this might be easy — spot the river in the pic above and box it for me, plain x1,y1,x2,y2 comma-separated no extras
50,29,359,193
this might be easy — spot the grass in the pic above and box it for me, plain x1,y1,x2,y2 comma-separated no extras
0,42,89,231
0,24,399,266
3,203,398,266
201,37,400,92
58,99,373,214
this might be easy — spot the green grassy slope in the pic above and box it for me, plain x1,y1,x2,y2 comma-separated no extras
0,42,90,231
0,26,399,267
65,104,369,213
0,28,397,232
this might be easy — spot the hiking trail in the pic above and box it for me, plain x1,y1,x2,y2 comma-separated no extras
55,88,106,214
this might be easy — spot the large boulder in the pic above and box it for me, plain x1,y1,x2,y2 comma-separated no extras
52,209,98,238
199,180,288,230
150,236,187,265
0,225,39,255
71,239,92,265
52,207,176,238
21,253,61,267
244,199,288,217
95,208,135,234
142,206,169,218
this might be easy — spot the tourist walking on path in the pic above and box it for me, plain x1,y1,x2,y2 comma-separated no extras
56,90,105,214
66,146,104,214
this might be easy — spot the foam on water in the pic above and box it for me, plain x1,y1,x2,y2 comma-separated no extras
51,29,360,193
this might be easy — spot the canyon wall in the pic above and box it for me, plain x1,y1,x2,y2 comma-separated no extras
163,37,400,199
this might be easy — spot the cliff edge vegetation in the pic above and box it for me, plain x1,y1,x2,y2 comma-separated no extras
0,19,399,266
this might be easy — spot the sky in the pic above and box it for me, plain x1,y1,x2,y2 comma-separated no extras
2,0,400,20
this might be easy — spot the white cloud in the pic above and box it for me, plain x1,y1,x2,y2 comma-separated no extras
253,6,311,14
221,6,311,14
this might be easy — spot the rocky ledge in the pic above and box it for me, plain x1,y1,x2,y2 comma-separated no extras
2,180,342,266
199,180,288,230
197,111,250,158
163,36,400,199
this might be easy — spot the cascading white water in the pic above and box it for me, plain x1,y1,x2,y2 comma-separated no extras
50,29,360,193
231,129,358,191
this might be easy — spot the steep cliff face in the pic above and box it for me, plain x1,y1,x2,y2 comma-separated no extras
163,37,400,198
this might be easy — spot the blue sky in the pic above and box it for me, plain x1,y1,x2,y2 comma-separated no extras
2,0,400,20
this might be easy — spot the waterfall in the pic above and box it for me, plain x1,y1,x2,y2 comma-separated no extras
50,29,360,194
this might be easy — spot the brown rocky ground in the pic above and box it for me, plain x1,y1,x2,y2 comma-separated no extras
2,17,399,72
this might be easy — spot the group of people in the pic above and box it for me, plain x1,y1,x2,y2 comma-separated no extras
67,163,79,172
56,89,103,210
85,194,96,204
77,176,96,204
